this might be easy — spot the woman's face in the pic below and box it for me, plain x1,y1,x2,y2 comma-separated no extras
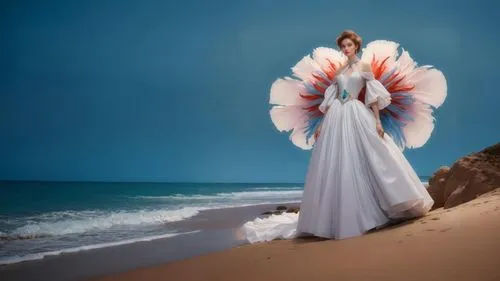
340,38,357,57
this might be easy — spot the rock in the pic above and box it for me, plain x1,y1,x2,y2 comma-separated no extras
427,166,450,210
428,142,500,209
260,205,300,216
260,210,284,215
286,207,300,213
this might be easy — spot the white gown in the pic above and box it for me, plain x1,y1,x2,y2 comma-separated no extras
242,66,434,243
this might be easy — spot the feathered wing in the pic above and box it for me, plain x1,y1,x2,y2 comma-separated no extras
269,40,447,151
269,47,346,149
360,40,448,150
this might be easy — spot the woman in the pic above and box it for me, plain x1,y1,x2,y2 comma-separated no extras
242,30,439,242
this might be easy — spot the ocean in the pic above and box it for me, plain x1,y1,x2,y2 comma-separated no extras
0,178,429,265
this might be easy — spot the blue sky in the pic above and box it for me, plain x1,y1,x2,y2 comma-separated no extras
1,0,499,182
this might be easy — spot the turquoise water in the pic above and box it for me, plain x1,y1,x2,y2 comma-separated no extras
0,178,429,265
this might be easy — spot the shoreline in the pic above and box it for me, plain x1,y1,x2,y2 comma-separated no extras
0,182,437,281
87,188,500,281
0,202,299,281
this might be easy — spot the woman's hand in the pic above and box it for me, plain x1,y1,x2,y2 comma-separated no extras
376,121,384,138
314,123,322,138
370,104,384,139
314,127,321,139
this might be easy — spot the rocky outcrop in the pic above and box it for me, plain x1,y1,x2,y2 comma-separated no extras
261,205,300,215
427,166,451,208
428,142,500,210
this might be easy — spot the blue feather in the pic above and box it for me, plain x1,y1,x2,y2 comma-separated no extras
376,70,418,150
379,67,398,84
304,82,323,96
305,116,324,143
391,92,415,105
381,69,406,89
386,104,413,122
381,114,406,149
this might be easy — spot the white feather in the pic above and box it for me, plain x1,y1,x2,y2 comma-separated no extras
269,77,307,106
410,69,448,108
404,66,431,84
312,47,346,72
291,55,323,82
269,105,307,132
361,40,400,70
289,117,314,150
403,104,435,148
394,50,416,76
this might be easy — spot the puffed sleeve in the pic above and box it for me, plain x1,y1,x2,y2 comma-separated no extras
359,71,391,110
318,81,338,113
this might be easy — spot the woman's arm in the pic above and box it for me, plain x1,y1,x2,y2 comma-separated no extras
318,80,338,113
361,62,385,138
370,102,384,138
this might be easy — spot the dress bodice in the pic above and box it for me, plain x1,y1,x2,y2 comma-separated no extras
336,72,366,100
318,67,392,113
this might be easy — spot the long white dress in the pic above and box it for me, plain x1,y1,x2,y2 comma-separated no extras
242,64,434,243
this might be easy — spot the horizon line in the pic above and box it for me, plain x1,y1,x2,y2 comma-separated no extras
0,177,431,185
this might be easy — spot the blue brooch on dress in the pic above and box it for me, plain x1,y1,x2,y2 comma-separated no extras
340,89,350,102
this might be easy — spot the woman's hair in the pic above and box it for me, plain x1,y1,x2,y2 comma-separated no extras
336,30,363,53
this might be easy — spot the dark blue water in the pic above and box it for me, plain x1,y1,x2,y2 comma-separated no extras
0,181,305,216
0,178,428,265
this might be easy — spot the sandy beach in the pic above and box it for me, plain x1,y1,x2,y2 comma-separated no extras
87,189,500,281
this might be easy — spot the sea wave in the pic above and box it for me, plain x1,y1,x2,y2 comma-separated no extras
134,189,304,201
1,207,205,240
1,199,303,240
0,231,199,265
253,186,303,190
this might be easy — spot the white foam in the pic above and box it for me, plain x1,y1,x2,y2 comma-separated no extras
3,200,304,240
217,190,303,199
6,207,205,239
0,231,200,266
253,187,303,190
135,189,304,201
